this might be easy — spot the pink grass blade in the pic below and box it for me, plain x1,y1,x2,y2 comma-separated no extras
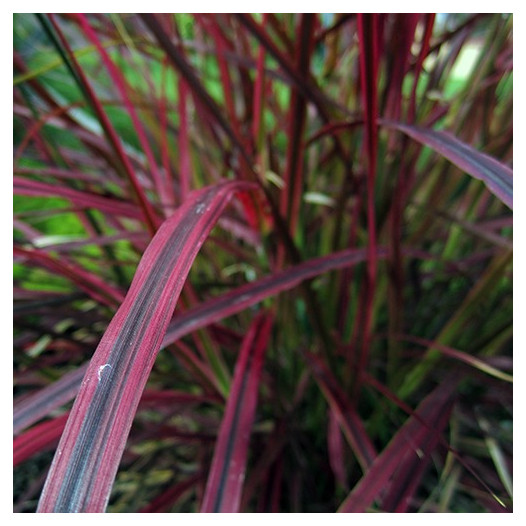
382,14,419,121
302,350,377,471
328,407,348,488
29,231,149,253
251,14,268,151
408,14,436,123
139,473,204,512
337,379,459,512
140,14,251,168
36,180,254,513
75,14,166,210
163,246,386,346
46,14,160,234
281,14,316,241
14,246,125,307
14,413,69,467
201,312,273,512
14,365,88,436
195,15,240,138
159,56,177,211
177,77,191,202
234,14,332,120
13,176,142,220
381,119,513,209
380,401,453,512
356,13,379,388
14,166,125,190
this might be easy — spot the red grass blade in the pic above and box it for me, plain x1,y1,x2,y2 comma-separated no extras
234,14,332,119
46,14,160,234
13,176,142,220
201,312,273,512
281,14,316,238
251,14,268,150
302,350,377,471
36,180,254,513
14,246,125,307
14,365,88,436
75,14,166,209
328,407,348,488
337,379,459,512
14,413,69,467
177,77,191,202
140,14,251,167
163,246,387,346
408,14,436,123
380,401,453,512
356,13,380,387
139,473,204,513
383,14,419,121
381,120,513,209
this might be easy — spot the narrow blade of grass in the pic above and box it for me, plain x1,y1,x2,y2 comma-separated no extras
14,246,125,307
338,378,459,512
36,180,254,512
381,119,513,209
140,14,251,167
14,413,69,467
76,14,166,206
14,365,88,436
14,176,142,220
380,397,453,512
43,14,160,233
356,13,379,387
302,350,377,471
201,312,273,512
281,14,316,237
139,473,204,513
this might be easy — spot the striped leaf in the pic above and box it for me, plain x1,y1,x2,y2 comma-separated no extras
201,313,273,512
338,379,458,512
381,120,513,209
36,180,254,512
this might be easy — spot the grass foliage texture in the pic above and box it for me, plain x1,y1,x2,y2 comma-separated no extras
13,13,512,513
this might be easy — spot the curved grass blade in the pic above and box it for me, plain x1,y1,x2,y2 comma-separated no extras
164,247,387,346
139,473,204,513
14,176,142,220
337,379,459,512
14,413,69,467
201,312,273,512
381,119,513,209
14,246,125,307
380,397,453,512
302,350,377,471
14,365,88,436
37,180,254,513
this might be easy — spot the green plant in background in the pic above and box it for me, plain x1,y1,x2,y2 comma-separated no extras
13,13,512,512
